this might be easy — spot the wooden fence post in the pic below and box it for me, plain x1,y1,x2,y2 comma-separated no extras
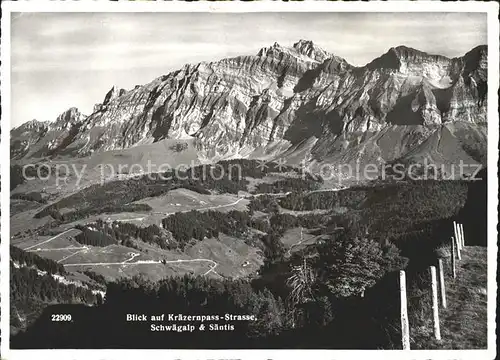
458,223,463,248
399,270,410,350
455,221,462,251
451,237,456,279
438,259,447,308
430,266,441,340
454,235,461,260
460,223,465,247
453,221,458,249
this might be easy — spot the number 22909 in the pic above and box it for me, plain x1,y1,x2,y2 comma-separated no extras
51,314,72,322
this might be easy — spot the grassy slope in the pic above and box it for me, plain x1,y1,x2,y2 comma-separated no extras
411,246,487,349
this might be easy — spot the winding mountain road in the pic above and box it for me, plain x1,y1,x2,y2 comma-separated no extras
24,229,77,251
63,257,221,277
22,196,247,278
57,248,89,264
152,197,246,216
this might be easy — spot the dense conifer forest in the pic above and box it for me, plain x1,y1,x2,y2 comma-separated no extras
11,245,66,275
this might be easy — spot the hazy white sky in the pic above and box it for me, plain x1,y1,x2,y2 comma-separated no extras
11,12,487,127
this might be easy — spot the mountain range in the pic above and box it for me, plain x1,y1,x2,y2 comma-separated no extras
11,40,488,177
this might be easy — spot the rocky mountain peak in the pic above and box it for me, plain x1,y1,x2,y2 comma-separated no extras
391,45,426,56
292,39,332,62
17,119,50,131
391,45,450,63
461,45,487,78
257,40,332,64
465,44,487,58
103,85,126,105
369,45,451,68
256,42,285,57
53,107,86,130
365,45,454,84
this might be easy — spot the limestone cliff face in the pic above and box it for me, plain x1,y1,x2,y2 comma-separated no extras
10,108,86,159
11,42,488,168
10,120,50,158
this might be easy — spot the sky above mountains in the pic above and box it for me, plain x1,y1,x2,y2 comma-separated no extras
11,12,486,127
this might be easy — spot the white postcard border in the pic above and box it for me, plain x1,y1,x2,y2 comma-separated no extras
1,1,498,360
